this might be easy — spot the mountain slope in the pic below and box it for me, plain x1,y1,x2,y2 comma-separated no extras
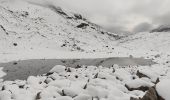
151,25,170,33
0,0,119,55
118,32,170,64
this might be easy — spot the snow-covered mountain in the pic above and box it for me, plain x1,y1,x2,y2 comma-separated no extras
118,31,170,63
0,0,119,55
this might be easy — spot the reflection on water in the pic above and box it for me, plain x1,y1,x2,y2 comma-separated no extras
0,57,156,80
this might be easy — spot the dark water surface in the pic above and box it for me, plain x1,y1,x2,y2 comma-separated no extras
0,57,156,80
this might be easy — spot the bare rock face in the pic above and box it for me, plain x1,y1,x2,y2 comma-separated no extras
136,70,150,79
74,14,83,20
131,69,164,100
130,97,140,100
140,87,159,100
125,84,150,92
77,23,89,29
131,86,165,100
136,70,160,84
125,78,154,92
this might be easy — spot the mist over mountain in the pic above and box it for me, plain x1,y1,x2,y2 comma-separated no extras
2,0,170,33
151,25,170,32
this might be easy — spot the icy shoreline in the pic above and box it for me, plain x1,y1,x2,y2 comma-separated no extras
0,57,155,80
0,64,169,100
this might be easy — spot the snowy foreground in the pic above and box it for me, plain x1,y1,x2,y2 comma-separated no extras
0,64,170,100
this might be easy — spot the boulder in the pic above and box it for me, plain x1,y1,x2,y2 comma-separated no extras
125,79,154,92
77,23,89,29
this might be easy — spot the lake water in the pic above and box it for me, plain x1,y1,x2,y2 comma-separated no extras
0,57,156,80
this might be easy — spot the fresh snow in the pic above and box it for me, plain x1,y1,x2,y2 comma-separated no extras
0,65,140,100
1,64,170,100
0,0,170,100
49,65,66,73
125,78,154,89
156,79,170,100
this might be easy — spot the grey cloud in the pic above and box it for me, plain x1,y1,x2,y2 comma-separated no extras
5,0,170,33
57,0,170,33
133,22,153,33
153,13,170,25
105,26,127,33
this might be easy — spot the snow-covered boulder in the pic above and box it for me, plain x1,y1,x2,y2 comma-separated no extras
136,69,158,82
37,86,60,100
55,96,73,100
48,79,70,88
48,73,61,80
156,79,170,100
114,69,133,81
74,94,91,100
0,90,11,100
50,65,66,73
132,79,170,100
125,78,154,91
86,85,108,98
27,76,40,85
62,87,79,97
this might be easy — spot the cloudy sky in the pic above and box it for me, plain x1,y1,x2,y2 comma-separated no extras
25,0,170,33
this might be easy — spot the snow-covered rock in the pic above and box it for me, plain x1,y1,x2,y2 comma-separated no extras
27,76,40,85
38,86,60,99
62,87,79,97
55,96,73,100
86,85,108,98
125,78,154,91
156,79,170,100
0,90,11,100
1,64,170,100
74,94,91,100
136,69,158,82
48,79,71,88
49,65,66,73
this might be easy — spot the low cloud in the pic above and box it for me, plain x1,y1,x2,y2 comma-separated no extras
49,0,170,33
3,0,170,33
133,22,153,33
153,13,170,25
